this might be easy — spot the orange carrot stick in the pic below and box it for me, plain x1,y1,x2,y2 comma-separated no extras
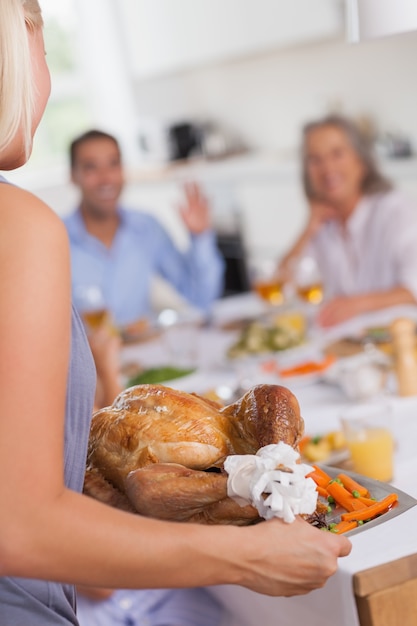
306,470,328,488
279,354,336,378
306,465,332,487
330,520,358,534
357,496,377,507
306,473,330,489
261,360,279,374
316,485,330,498
327,481,367,512
341,493,399,522
337,473,369,497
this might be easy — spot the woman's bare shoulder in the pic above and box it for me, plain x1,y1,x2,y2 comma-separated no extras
0,183,67,242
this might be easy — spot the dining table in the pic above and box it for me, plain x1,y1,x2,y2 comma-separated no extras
120,293,417,626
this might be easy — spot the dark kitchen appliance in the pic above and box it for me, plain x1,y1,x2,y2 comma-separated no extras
168,123,202,161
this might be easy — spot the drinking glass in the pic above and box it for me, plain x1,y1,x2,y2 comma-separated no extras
250,258,286,307
73,284,111,333
341,403,394,482
158,308,201,369
294,256,324,305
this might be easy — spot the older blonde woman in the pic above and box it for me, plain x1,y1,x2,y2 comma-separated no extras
0,3,350,625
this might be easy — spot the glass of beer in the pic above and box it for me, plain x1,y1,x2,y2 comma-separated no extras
73,285,110,332
250,258,286,307
294,256,324,305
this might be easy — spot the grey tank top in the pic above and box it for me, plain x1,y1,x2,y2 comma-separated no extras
0,176,96,625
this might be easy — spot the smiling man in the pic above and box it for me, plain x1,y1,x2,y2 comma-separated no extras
63,129,224,327
278,115,417,327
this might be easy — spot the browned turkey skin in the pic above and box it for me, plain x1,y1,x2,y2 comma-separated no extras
85,383,304,525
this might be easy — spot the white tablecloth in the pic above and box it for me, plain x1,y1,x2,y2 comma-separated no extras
121,294,417,626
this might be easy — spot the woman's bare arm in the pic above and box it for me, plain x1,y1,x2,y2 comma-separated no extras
317,287,417,327
0,185,350,597
88,325,122,409
76,586,114,601
278,201,337,277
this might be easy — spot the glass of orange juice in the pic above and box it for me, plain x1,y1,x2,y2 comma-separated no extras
341,403,394,482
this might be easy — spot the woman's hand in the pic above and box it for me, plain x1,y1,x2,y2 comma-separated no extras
278,201,337,279
317,295,364,327
238,517,351,597
317,287,417,328
307,201,338,238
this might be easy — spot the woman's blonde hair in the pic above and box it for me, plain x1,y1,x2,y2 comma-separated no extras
0,0,43,158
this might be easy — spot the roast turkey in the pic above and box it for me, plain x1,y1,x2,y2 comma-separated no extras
84,383,305,525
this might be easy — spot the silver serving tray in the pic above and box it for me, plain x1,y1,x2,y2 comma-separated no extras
319,465,417,536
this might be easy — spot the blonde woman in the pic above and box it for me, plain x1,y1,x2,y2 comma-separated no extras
0,2,351,625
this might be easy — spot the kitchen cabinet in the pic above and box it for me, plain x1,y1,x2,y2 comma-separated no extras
118,0,343,79
347,0,417,41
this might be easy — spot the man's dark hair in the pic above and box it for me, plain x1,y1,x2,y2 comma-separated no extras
69,129,121,169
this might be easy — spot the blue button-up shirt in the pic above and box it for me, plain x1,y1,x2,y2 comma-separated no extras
76,587,224,626
64,207,224,326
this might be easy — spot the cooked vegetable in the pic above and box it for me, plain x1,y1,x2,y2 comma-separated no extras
327,481,367,512
330,520,358,534
336,473,369,497
302,438,331,462
307,466,399,533
300,430,346,463
326,430,346,450
316,485,330,499
357,496,378,507
341,493,399,522
127,366,195,387
227,318,305,359
306,465,332,489
279,354,336,378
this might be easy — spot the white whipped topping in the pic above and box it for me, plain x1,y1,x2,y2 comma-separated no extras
224,442,318,523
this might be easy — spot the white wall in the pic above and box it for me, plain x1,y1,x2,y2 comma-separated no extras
15,19,417,274
133,31,417,154
119,0,342,79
